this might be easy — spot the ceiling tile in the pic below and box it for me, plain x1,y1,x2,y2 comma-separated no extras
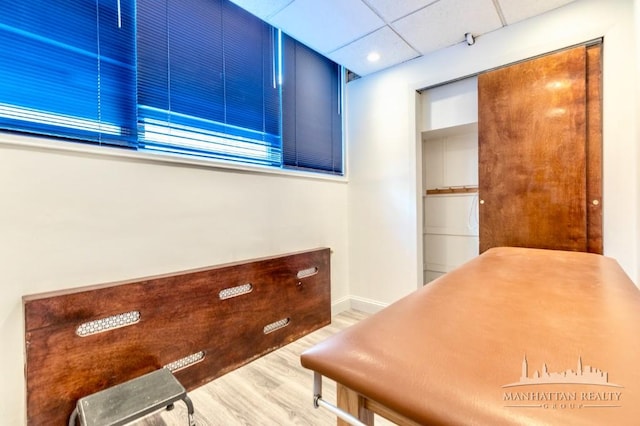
393,0,503,55
498,0,576,25
230,0,582,77
364,0,438,22
328,27,420,76
269,0,385,54
227,0,293,20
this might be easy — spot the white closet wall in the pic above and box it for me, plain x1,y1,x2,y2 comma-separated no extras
420,77,479,283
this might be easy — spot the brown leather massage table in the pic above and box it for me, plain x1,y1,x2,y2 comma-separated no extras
300,247,640,425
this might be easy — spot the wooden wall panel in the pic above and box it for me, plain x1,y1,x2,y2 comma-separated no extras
478,46,590,253
23,248,331,425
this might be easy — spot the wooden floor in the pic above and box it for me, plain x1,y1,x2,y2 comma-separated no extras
134,310,394,426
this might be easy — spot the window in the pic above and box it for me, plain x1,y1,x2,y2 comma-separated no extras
0,0,136,146
0,0,344,175
282,35,343,174
137,0,282,167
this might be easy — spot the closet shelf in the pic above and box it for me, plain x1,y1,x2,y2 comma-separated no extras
426,186,478,195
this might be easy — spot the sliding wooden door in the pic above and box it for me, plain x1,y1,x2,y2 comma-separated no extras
478,44,602,253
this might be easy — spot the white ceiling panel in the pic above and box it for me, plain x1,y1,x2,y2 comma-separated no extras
328,27,420,76
227,0,293,19
228,0,578,76
393,0,503,55
363,0,438,22
269,0,385,54
498,0,576,25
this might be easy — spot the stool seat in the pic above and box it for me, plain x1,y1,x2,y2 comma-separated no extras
71,368,195,426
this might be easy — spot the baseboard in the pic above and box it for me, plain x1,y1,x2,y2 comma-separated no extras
332,296,390,316
331,296,351,316
348,296,389,314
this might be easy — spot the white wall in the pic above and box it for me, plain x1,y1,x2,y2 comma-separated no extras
0,135,348,425
347,0,639,310
635,0,640,295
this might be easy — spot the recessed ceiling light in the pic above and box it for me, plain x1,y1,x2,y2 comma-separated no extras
367,51,380,62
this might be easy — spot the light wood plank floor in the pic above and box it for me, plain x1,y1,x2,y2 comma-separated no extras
134,310,394,426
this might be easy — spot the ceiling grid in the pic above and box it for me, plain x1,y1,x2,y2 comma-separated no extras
230,0,577,76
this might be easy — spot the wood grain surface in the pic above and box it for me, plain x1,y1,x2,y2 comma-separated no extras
478,46,591,253
586,43,603,254
24,248,331,425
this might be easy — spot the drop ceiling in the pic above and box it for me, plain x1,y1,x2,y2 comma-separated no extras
229,0,577,77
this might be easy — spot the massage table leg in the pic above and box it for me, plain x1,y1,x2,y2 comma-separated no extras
337,384,374,426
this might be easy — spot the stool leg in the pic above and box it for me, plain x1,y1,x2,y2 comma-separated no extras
68,408,78,426
182,395,196,426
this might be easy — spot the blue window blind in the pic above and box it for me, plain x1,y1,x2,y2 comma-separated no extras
0,0,343,175
0,0,136,146
282,35,343,174
136,0,282,166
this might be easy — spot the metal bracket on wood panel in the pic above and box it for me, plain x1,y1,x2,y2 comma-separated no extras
312,372,367,426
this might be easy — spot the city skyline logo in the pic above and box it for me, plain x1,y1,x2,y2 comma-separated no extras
503,355,622,388
502,356,624,410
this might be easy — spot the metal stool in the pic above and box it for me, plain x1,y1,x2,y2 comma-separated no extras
69,368,195,426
